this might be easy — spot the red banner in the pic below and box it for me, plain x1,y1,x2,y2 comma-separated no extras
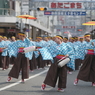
50,2,82,9
8,29,16,33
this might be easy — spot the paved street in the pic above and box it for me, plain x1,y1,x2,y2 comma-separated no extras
0,65,95,95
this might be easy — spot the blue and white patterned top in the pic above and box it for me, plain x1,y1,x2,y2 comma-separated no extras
34,40,48,58
66,42,75,70
77,40,95,60
47,42,75,70
2,40,11,56
30,41,36,46
7,41,16,57
72,41,85,60
36,40,47,47
28,41,36,60
8,38,32,60
0,40,8,56
47,42,58,57
48,40,57,46
39,47,53,60
83,40,95,52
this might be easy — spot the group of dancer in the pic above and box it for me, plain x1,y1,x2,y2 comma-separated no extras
0,32,95,92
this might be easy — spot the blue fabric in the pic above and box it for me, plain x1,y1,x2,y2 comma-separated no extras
35,40,47,58
36,40,47,47
67,42,75,69
28,41,36,60
81,40,95,58
0,40,10,56
34,51,39,58
8,38,33,60
48,42,75,70
39,47,53,60
47,42,58,58
73,40,95,60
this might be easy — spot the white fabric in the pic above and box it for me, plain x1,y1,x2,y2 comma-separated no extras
23,46,36,53
58,57,70,67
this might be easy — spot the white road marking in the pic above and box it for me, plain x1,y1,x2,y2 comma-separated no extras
0,69,48,91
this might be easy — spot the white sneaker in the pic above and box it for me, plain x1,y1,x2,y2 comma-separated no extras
57,88,64,92
92,82,95,87
68,71,72,74
6,77,11,82
74,79,78,85
41,83,46,90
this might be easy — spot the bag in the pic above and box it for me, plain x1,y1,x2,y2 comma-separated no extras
58,57,70,67
23,46,36,53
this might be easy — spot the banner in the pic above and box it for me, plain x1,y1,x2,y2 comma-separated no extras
44,11,86,16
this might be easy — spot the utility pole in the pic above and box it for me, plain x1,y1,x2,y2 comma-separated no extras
90,0,92,21
90,0,93,31
47,16,49,28
28,0,31,15
52,15,54,32
27,0,31,37
20,0,23,32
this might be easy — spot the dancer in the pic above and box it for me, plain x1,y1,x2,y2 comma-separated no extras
7,32,32,83
73,33,95,86
41,35,74,92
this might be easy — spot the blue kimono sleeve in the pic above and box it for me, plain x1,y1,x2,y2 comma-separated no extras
39,47,53,60
66,44,74,58
8,42,18,57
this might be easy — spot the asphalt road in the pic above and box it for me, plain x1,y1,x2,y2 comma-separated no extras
0,65,95,95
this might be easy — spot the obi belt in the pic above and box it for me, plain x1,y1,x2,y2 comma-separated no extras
56,55,65,59
18,47,24,53
36,47,42,49
87,49,94,55
0,48,3,52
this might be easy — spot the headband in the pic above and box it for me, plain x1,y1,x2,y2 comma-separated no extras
0,36,3,38
55,36,63,40
63,38,68,40
36,37,42,39
18,33,25,36
84,35,90,37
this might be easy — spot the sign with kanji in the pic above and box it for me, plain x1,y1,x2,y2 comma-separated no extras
8,29,16,33
44,11,86,16
49,1,95,10
50,2,82,9
30,1,95,10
